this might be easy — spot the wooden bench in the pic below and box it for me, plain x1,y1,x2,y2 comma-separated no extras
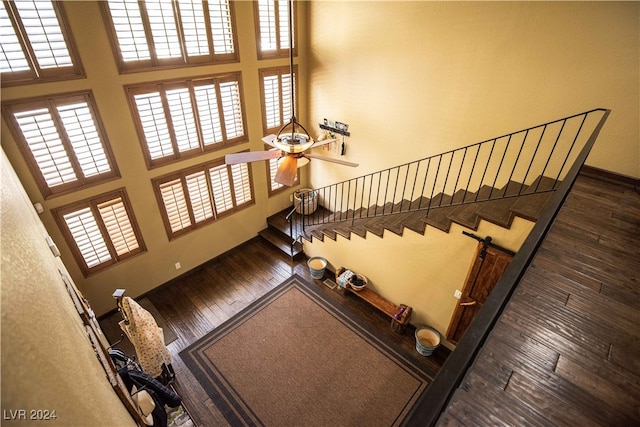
336,268,412,333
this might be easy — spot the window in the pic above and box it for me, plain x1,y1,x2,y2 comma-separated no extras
153,156,254,238
127,73,247,168
2,92,119,199
52,189,146,276
100,0,238,73
259,65,296,135
254,0,296,59
0,0,84,86
260,66,298,193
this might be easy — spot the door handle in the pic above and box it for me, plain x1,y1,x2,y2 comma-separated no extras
460,300,477,306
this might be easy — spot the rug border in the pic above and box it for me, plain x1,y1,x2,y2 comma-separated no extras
179,274,432,426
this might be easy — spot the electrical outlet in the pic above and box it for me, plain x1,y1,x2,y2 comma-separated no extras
175,262,181,270
290,194,293,202
454,290,462,299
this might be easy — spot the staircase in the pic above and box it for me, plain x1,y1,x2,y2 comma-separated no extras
261,175,556,255
259,109,609,257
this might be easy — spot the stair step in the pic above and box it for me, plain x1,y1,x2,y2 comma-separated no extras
258,228,303,259
447,186,495,230
424,193,456,232
510,176,558,221
476,181,523,228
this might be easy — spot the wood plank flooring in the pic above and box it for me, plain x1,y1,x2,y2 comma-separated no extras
108,238,449,426
438,173,640,426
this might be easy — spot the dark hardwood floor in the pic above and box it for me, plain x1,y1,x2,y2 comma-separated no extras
100,171,639,426
438,173,640,426
112,237,449,426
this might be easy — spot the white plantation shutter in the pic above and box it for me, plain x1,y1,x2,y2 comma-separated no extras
55,190,145,275
0,2,30,72
130,74,245,166
219,81,244,139
134,91,175,160
166,87,200,152
256,0,294,58
193,83,223,145
6,94,117,196
57,102,110,178
208,165,234,214
14,108,77,188
263,75,280,129
208,0,234,55
14,0,73,69
277,0,290,51
185,170,214,223
107,0,151,62
63,207,112,269
0,0,83,84
97,197,140,256
154,160,253,237
230,163,251,205
146,0,182,59
281,72,294,122
257,0,276,51
159,179,192,233
177,0,209,56
261,67,295,133
102,0,236,70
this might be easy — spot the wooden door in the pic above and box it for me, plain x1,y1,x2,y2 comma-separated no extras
446,240,513,344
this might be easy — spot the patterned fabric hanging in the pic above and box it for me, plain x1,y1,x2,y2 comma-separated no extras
119,296,172,378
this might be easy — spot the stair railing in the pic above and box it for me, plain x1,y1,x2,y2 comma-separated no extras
405,108,611,426
299,109,610,235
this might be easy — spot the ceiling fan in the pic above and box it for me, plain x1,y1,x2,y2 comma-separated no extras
224,0,358,187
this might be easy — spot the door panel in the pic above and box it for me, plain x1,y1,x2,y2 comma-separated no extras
446,241,513,344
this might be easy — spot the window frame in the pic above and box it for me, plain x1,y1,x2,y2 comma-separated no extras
259,65,298,136
52,188,146,277
125,72,248,169
152,154,255,239
253,0,298,60
0,0,85,87
2,90,120,199
99,0,239,74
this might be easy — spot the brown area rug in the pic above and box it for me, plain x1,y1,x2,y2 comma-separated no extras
180,275,432,426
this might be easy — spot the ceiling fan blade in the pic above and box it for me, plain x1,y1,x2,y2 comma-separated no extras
225,150,281,164
262,134,277,147
274,155,299,186
311,138,337,149
305,153,359,167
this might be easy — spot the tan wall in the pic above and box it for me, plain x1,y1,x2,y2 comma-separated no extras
303,1,639,347
305,214,534,350
1,149,136,426
305,1,639,184
1,1,306,316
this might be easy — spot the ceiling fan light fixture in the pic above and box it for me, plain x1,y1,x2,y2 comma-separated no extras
273,132,314,153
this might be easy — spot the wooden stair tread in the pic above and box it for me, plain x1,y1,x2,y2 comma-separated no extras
476,181,523,228
258,228,303,259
